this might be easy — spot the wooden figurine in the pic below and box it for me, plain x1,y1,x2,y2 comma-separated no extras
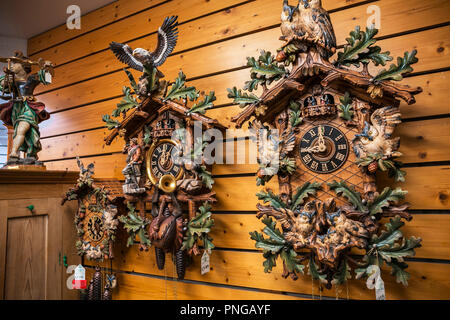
228,0,423,292
0,51,54,168
105,16,224,280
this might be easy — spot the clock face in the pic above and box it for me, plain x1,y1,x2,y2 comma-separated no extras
87,215,104,242
299,124,349,174
147,139,183,184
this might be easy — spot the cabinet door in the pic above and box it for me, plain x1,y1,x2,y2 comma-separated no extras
0,198,62,299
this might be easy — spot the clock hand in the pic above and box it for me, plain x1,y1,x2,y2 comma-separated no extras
301,145,321,153
317,126,327,152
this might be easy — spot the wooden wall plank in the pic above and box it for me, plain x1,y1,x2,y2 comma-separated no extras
29,0,371,71
212,166,450,211
398,118,450,163
87,245,450,300
28,0,168,55
40,128,122,161
36,1,449,93
44,153,125,179
29,0,258,66
113,273,307,300
210,213,450,260
38,68,450,140
38,67,450,139
39,116,450,164
36,25,449,116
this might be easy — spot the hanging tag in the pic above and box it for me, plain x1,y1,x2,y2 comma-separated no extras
72,264,87,289
366,265,386,300
45,71,52,84
201,249,211,275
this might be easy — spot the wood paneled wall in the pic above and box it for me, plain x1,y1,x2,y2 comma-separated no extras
28,0,450,300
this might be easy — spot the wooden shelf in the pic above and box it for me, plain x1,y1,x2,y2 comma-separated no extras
0,168,79,184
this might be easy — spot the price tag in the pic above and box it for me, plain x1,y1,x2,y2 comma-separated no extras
45,71,52,84
366,265,386,300
201,249,211,275
72,264,86,289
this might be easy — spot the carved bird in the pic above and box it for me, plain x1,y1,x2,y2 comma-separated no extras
257,201,316,250
76,156,95,180
109,16,178,76
326,209,369,243
353,106,402,159
280,0,336,59
300,0,337,58
280,0,301,41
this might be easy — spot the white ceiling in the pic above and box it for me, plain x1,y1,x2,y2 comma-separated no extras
0,0,116,39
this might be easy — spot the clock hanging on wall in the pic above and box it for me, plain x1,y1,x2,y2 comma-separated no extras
228,0,424,295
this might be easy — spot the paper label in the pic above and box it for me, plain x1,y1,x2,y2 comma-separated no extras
74,264,85,280
72,264,87,289
45,71,52,84
366,265,386,300
201,250,210,275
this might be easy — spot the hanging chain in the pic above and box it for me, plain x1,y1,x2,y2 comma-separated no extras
164,260,168,300
172,250,178,301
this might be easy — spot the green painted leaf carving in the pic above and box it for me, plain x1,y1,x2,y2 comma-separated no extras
335,25,392,68
280,249,305,275
308,257,327,284
290,182,321,210
337,92,354,121
386,260,410,286
113,86,139,117
368,187,407,215
373,50,418,82
186,91,216,115
123,68,138,92
289,101,303,127
102,114,121,130
197,165,214,190
164,70,199,102
182,202,215,251
328,180,367,213
227,86,260,107
256,190,287,209
331,258,351,285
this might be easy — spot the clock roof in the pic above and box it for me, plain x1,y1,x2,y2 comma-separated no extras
104,97,226,145
232,62,422,128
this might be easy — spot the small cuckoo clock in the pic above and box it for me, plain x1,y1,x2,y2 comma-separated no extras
62,158,123,300
62,158,124,262
228,0,423,294
104,16,224,280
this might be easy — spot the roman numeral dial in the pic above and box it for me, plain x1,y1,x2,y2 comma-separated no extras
299,124,349,174
146,139,183,184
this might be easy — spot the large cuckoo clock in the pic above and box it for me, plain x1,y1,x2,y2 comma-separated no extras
229,0,423,294
103,16,224,280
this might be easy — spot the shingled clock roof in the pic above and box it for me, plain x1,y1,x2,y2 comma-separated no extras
232,60,423,128
105,97,226,146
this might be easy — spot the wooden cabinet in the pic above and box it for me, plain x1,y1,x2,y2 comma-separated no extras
0,170,79,300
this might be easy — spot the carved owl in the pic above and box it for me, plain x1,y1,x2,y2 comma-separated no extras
280,0,301,41
353,106,402,159
281,202,317,250
280,0,336,59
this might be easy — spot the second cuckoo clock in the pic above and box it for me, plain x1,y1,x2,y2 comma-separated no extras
228,0,424,295
104,16,224,279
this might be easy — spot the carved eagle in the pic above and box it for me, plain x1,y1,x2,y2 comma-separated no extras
109,16,178,73
353,106,402,159
280,0,336,59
